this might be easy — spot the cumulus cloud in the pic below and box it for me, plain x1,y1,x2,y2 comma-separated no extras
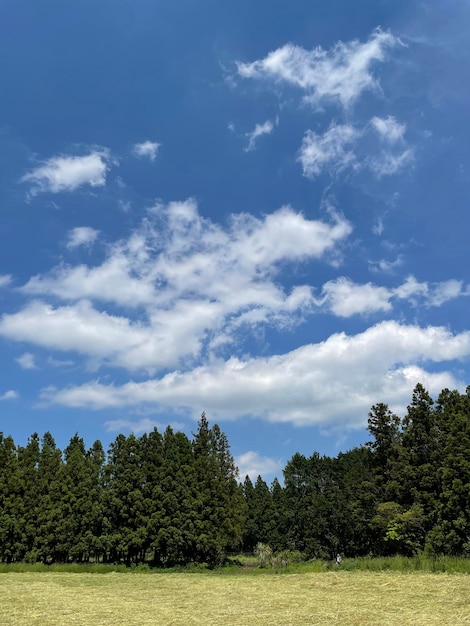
2,200,351,372
235,451,283,481
67,227,100,250
299,123,359,178
16,352,37,370
21,149,114,194
0,390,18,401
237,28,400,108
245,119,276,151
39,321,470,428
132,141,160,161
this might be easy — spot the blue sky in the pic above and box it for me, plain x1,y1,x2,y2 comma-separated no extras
1,0,470,481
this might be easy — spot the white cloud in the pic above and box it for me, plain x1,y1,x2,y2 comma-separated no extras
371,116,406,143
299,123,359,178
67,227,100,250
298,119,412,179
428,279,464,306
318,277,392,316
237,28,400,108
317,275,466,317
2,200,351,372
47,356,75,368
0,390,18,401
367,148,414,177
104,417,185,434
245,119,275,151
16,352,37,370
369,255,404,273
39,321,470,428
132,141,160,161
21,149,113,195
235,451,283,481
0,274,12,288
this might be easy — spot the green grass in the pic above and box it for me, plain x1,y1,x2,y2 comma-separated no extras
1,554,470,574
1,570,469,625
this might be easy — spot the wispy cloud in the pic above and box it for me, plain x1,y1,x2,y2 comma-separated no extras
16,352,37,370
299,116,412,179
299,123,359,178
67,227,100,250
132,141,160,161
0,390,18,401
371,116,406,143
367,148,414,177
104,417,185,434
369,255,404,273
237,28,401,109
21,149,114,195
0,274,12,288
245,119,276,151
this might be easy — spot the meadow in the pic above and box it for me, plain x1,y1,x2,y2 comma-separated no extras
1,567,469,625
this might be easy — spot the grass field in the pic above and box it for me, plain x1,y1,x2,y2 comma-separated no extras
1,571,469,625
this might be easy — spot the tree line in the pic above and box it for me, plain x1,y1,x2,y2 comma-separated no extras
0,384,469,566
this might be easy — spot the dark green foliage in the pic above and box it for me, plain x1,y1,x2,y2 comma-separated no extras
1,384,470,565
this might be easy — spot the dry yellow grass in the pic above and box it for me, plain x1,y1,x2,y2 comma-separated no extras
1,571,469,625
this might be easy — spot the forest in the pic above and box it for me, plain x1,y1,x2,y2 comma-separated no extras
0,383,469,567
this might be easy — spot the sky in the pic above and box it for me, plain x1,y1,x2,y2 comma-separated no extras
1,0,470,482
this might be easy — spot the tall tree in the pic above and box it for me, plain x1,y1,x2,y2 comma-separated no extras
192,413,244,565
0,434,21,562
104,434,147,565
401,384,440,541
428,388,470,554
34,433,64,562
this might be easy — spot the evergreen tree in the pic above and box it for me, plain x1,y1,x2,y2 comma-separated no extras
155,427,196,565
367,403,403,502
35,433,64,562
15,433,40,561
140,428,165,565
192,413,244,565
104,434,147,565
401,384,440,541
0,434,21,562
428,388,470,554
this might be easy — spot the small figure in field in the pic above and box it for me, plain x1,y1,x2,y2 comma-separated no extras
335,553,342,567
